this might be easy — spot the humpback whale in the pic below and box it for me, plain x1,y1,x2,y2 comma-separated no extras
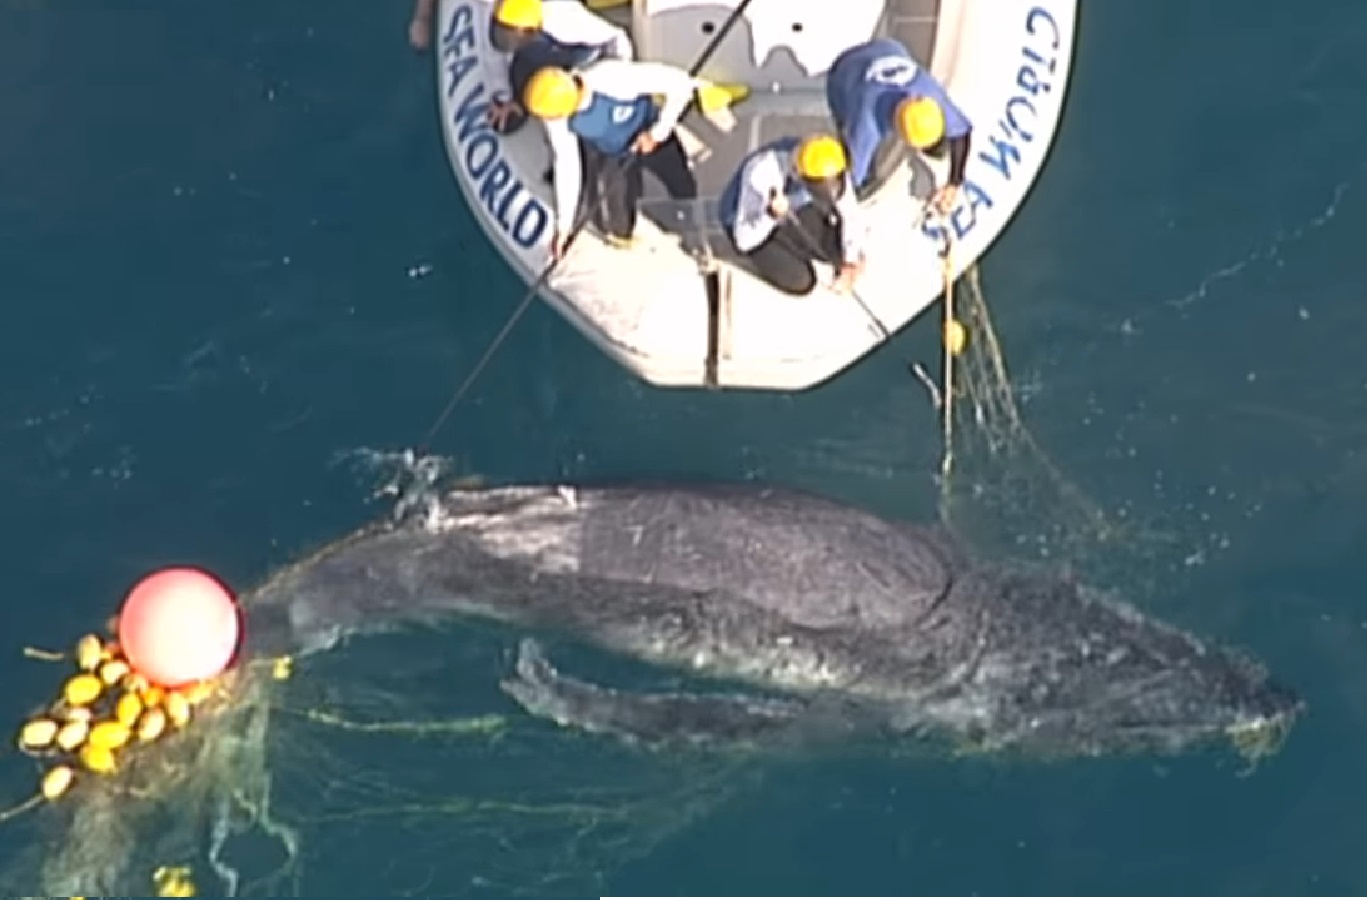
247,482,1301,759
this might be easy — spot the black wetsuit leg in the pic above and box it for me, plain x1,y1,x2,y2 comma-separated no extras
599,153,641,240
640,133,698,201
593,133,698,241
739,204,843,297
791,203,844,263
744,233,817,295
578,141,621,237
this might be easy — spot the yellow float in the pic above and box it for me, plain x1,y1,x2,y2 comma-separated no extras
0,565,238,899
3,614,230,825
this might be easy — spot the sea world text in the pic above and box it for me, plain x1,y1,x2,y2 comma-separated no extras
442,4,550,251
922,4,1063,243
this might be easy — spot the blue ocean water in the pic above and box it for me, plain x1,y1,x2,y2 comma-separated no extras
3,0,1367,895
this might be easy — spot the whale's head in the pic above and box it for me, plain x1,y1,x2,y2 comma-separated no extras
958,569,1304,762
1049,638,1304,762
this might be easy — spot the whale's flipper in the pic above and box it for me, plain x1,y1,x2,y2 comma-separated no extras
500,638,811,749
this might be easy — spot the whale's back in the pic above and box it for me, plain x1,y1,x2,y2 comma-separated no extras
571,484,962,631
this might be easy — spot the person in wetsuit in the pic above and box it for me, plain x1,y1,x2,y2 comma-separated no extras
484,0,634,135
825,38,972,213
718,134,867,296
523,60,699,258
408,0,633,137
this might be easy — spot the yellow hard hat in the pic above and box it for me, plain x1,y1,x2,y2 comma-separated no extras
793,134,847,181
494,0,543,29
523,67,580,118
896,96,945,149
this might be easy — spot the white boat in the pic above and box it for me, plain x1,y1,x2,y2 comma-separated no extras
434,0,1077,390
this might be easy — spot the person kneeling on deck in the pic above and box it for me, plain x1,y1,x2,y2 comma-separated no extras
719,135,865,297
826,38,972,213
523,61,699,260
484,0,634,135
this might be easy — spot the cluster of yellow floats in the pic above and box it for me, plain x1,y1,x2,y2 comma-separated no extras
9,624,225,897
17,629,217,797
0,559,245,898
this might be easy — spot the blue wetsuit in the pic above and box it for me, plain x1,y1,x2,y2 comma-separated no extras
569,91,658,157
825,38,973,192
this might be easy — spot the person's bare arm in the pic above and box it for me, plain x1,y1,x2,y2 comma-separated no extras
409,0,437,50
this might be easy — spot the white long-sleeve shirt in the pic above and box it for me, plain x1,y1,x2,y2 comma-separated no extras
725,140,866,264
544,59,699,236
487,0,634,103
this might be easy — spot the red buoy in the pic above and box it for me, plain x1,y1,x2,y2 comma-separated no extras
117,567,240,688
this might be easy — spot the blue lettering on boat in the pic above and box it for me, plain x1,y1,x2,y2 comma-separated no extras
923,4,1060,244
441,4,549,250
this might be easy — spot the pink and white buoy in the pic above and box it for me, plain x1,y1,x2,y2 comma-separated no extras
116,567,241,688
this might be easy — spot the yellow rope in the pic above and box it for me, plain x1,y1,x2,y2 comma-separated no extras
940,237,956,498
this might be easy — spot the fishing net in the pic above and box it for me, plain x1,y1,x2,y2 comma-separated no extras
929,260,1189,598
0,491,756,898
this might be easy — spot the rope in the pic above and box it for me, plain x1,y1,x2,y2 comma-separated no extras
939,235,956,497
778,185,961,504
414,0,757,456
0,794,42,824
779,198,961,516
